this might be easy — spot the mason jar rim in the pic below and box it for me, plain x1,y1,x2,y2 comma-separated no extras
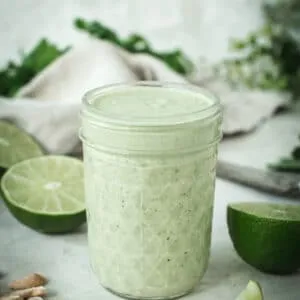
81,81,221,129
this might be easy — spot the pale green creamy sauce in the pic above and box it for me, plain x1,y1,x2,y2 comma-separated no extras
91,86,212,120
83,86,219,298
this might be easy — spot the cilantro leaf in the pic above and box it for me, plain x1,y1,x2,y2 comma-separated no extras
74,17,193,75
0,39,67,97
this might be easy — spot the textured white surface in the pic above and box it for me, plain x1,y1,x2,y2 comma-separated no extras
0,1,300,300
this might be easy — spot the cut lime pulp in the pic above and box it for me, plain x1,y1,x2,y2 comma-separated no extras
235,280,263,300
0,121,43,169
1,155,86,233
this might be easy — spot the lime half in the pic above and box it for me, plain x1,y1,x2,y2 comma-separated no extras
227,202,300,274
0,121,43,169
236,281,263,300
1,155,86,233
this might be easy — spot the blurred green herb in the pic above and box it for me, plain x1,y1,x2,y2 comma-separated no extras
0,18,194,97
0,39,67,97
268,159,300,173
217,0,300,100
268,136,300,173
74,18,194,75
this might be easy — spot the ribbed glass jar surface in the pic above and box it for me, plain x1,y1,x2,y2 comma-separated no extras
79,82,222,299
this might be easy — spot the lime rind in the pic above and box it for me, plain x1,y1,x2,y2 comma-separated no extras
227,202,300,274
236,280,263,300
1,156,85,215
1,155,86,233
0,121,44,169
2,195,86,233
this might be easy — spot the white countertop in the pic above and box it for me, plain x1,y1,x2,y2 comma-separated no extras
1,111,299,300
0,1,300,298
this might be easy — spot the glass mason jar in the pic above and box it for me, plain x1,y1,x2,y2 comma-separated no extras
79,82,222,300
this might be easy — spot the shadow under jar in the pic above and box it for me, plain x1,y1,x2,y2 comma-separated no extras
79,82,222,300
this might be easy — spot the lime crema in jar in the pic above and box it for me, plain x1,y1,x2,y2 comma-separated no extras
79,82,222,300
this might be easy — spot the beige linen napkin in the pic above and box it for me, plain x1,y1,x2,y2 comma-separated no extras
0,37,289,154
